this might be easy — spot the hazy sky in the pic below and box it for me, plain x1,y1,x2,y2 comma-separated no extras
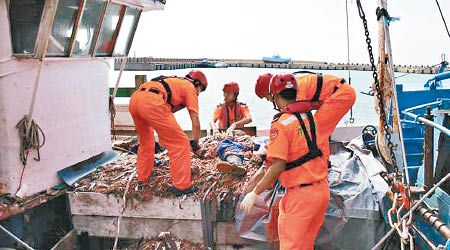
131,0,449,66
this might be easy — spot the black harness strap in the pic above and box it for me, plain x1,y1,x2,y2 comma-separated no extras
292,71,323,102
311,74,323,102
225,104,230,128
151,76,174,108
285,112,323,171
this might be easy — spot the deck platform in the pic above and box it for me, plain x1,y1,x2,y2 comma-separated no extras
68,192,247,246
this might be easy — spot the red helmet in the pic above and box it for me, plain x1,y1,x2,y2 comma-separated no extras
187,70,208,90
269,74,298,95
223,82,239,93
255,73,273,98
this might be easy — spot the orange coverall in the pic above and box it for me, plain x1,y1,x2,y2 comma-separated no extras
296,74,356,158
266,112,330,250
212,102,251,129
296,73,356,139
128,77,199,189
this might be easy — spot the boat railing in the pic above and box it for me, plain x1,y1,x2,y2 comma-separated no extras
402,99,450,137
424,71,450,88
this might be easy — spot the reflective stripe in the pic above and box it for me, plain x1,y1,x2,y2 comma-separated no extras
281,113,307,126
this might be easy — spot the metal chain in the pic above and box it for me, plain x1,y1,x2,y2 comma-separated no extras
356,0,399,176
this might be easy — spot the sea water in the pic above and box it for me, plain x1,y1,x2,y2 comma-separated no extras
110,67,447,131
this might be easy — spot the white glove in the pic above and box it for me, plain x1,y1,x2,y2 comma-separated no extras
226,123,237,134
253,143,267,156
240,190,258,213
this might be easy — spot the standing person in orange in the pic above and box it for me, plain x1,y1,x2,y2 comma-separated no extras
241,74,330,250
129,70,207,196
210,82,252,134
255,72,356,158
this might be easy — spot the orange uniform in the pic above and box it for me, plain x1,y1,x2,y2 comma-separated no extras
128,77,199,189
296,73,356,139
266,112,330,250
212,102,251,129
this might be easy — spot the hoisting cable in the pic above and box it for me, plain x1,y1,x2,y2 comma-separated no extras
435,0,450,38
112,169,136,250
110,57,128,140
356,0,400,177
345,0,354,124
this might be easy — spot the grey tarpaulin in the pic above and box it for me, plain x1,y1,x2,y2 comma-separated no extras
235,136,390,250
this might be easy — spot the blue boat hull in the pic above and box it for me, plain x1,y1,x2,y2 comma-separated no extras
262,56,291,64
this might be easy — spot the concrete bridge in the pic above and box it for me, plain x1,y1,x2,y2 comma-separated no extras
114,57,440,74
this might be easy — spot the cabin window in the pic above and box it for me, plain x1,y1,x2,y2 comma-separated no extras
113,7,140,57
47,0,81,56
72,0,104,56
9,0,46,55
95,3,122,56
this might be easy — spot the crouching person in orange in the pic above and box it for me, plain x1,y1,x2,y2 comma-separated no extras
241,74,330,250
129,70,207,196
210,82,252,134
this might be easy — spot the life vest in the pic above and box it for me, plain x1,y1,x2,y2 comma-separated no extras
272,102,323,171
218,102,245,128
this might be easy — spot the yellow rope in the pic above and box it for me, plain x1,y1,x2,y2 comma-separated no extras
15,115,46,166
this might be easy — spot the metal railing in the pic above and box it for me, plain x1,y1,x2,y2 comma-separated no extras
402,100,450,137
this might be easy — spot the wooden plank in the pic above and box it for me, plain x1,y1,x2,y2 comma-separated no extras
72,216,251,246
72,215,204,243
68,192,202,220
215,222,247,245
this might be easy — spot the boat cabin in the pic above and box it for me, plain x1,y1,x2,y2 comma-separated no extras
0,0,164,197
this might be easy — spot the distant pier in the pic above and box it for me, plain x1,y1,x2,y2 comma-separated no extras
114,57,440,74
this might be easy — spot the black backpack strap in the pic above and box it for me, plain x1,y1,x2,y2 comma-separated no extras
311,74,323,102
151,76,173,109
285,112,322,171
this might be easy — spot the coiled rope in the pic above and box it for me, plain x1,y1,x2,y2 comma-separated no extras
15,116,46,166
15,115,46,193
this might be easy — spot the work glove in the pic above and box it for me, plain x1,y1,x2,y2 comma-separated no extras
240,190,258,213
253,143,267,156
226,123,237,134
190,139,199,152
